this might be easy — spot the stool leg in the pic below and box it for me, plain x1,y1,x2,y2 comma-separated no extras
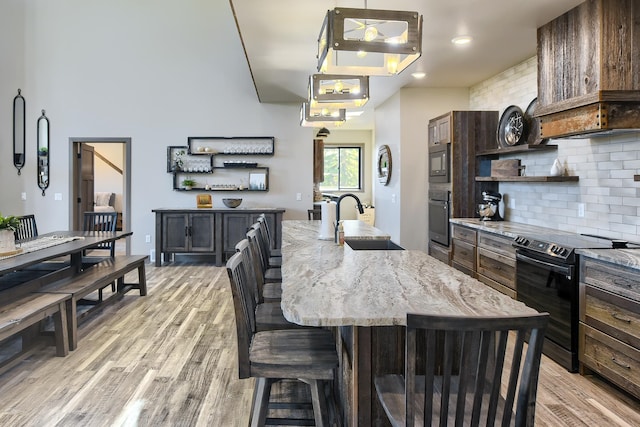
308,379,329,427
250,377,273,427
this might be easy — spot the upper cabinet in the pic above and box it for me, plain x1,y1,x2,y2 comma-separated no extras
428,113,451,147
536,0,640,139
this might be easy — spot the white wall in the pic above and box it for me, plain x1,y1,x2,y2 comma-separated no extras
470,57,640,242
374,88,470,250
0,0,316,253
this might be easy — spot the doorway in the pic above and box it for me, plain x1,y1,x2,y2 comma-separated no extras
70,137,132,255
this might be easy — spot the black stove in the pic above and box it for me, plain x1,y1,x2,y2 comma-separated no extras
513,233,636,263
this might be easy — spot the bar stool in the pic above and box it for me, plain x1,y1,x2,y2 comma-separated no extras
226,252,338,426
247,227,281,284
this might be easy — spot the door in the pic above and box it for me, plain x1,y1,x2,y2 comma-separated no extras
162,214,189,252
75,144,95,230
189,213,215,252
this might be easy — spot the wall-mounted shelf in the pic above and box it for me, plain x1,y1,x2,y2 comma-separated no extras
172,167,269,191
476,176,579,182
476,144,557,157
187,136,274,155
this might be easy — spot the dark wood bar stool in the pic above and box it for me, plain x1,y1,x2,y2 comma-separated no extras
247,227,281,284
257,213,281,258
375,312,549,427
237,238,281,303
226,252,338,426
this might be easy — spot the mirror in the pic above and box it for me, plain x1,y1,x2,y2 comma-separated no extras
37,109,50,196
13,89,25,175
377,144,392,185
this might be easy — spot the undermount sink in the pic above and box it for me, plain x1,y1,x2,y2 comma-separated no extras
345,239,404,251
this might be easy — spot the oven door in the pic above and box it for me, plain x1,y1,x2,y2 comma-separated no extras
515,250,579,372
428,196,449,246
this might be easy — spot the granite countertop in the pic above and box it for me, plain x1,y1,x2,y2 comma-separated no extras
280,220,534,327
577,248,640,271
449,218,577,239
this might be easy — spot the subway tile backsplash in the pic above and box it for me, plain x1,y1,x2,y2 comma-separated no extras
469,56,640,242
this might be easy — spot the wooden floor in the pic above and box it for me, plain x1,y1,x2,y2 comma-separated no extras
0,263,638,426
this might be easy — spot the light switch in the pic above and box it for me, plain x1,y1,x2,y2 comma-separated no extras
54,193,63,201
296,193,302,201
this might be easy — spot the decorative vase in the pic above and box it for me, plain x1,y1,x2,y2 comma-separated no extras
550,158,563,176
0,229,16,253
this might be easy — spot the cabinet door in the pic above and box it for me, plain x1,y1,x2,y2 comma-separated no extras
437,116,451,144
189,213,215,252
428,121,438,147
162,214,189,252
223,213,251,254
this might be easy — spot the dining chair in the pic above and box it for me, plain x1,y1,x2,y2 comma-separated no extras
247,226,281,284
82,211,118,300
234,239,297,331
257,213,281,258
226,251,338,426
375,312,549,427
14,214,38,243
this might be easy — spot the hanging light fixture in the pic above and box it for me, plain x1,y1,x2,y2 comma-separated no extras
308,74,369,109
317,7,422,76
316,127,330,138
300,102,346,127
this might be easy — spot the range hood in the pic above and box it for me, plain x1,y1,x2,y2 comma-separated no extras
535,0,640,139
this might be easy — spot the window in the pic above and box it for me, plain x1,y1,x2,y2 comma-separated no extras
320,145,363,191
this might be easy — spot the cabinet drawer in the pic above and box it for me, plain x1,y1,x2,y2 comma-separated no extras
476,247,515,290
452,239,475,271
580,323,640,399
452,225,476,245
580,283,640,349
428,242,450,265
477,274,516,299
477,232,515,258
581,258,640,303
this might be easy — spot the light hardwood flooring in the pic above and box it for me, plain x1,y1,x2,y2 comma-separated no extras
0,263,638,426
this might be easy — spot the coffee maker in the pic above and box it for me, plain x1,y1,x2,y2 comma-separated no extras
478,191,503,221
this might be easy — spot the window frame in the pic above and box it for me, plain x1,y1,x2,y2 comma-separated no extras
319,143,365,192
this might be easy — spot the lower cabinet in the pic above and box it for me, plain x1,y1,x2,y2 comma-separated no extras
451,224,477,276
153,208,284,267
579,257,640,399
428,241,450,265
476,232,516,299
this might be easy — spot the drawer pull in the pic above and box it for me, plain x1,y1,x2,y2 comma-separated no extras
612,278,633,288
611,357,631,370
610,312,632,323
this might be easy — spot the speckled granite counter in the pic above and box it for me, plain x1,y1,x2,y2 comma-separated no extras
449,218,577,239
280,220,534,327
577,248,640,270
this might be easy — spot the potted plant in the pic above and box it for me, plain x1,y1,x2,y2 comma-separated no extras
181,178,196,190
38,147,48,156
0,213,20,253
173,149,185,171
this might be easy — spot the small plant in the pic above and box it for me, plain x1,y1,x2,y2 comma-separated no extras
181,178,196,189
174,149,186,171
0,214,20,231
38,147,48,156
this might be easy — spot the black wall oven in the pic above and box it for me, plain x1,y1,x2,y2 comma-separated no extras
428,190,450,247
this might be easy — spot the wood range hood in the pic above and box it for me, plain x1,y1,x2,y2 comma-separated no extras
535,0,640,139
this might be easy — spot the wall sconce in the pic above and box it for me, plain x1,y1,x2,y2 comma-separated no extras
308,74,369,109
317,8,422,76
300,102,346,127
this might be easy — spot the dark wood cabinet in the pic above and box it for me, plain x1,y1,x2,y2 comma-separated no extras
153,208,284,266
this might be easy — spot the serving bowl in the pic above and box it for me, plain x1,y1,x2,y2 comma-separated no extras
222,198,242,208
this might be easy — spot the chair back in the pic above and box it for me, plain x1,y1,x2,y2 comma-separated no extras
226,251,256,379
247,225,269,274
256,213,274,248
83,211,118,256
15,214,38,243
402,313,548,427
235,238,262,305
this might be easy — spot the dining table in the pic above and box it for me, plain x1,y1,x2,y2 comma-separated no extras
279,220,535,426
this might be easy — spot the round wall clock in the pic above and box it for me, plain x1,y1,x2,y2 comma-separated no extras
377,145,392,185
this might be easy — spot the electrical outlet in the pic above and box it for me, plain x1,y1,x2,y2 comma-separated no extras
21,192,26,201
578,203,585,217
296,192,302,201
391,194,396,203
145,234,151,243
509,198,516,209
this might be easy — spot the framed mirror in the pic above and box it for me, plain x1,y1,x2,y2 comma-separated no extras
377,145,392,185
37,110,50,196
13,89,25,175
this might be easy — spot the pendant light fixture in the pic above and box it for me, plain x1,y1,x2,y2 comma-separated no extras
317,7,422,76
300,102,346,127
308,74,369,109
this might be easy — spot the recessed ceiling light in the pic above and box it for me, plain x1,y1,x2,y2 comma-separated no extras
451,35,473,45
412,72,426,79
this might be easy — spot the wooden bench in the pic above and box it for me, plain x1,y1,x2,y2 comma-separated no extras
0,292,70,373
38,255,148,350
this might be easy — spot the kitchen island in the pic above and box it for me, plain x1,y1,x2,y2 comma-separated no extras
280,220,535,426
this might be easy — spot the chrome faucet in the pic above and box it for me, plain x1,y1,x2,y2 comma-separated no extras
335,193,365,243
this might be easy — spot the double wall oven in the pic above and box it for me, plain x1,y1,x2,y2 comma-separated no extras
513,233,637,372
428,190,450,247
